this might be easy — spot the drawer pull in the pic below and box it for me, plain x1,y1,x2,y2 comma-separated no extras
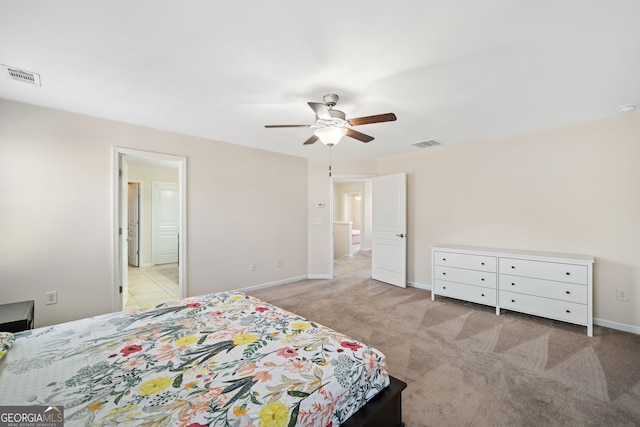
511,299,515,303
442,272,446,275
481,293,485,297
565,272,571,276
442,258,446,261
481,278,485,281
565,291,571,294
442,286,447,289
511,266,515,269
481,262,485,265
511,283,515,286
566,309,571,313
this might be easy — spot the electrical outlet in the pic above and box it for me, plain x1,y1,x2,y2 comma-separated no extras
250,262,256,271
45,291,58,305
616,288,629,301
275,259,281,268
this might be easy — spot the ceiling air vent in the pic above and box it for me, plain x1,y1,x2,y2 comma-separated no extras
2,64,41,86
412,139,441,149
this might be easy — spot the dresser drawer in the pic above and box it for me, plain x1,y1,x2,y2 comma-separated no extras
499,274,587,304
499,290,587,325
435,280,497,307
434,251,496,272
499,258,587,284
434,265,496,289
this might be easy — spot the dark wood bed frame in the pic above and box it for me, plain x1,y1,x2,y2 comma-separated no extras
342,376,407,427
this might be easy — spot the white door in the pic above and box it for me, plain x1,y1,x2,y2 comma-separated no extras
372,173,407,287
118,155,129,309
127,183,140,267
152,182,179,265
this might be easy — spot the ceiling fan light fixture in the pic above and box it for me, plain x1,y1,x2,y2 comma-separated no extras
314,126,347,146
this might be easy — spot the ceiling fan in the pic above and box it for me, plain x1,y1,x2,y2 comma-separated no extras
265,94,397,146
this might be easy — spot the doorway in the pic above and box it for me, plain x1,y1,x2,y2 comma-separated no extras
330,173,407,286
331,176,373,277
113,147,187,312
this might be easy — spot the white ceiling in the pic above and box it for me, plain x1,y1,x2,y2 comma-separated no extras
1,1,639,159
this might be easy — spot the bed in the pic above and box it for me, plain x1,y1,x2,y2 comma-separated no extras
0,292,405,426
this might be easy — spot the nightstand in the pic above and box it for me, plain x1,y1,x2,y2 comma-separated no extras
0,300,35,332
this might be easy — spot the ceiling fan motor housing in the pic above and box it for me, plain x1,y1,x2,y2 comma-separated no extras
323,93,339,108
317,109,347,128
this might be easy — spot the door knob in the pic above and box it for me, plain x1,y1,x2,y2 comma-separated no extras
395,233,405,238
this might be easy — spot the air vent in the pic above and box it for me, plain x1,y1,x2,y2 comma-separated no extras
412,139,441,148
2,64,41,86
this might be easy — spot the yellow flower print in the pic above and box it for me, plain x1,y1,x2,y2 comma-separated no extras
259,401,289,427
106,403,139,416
183,381,198,390
87,401,106,412
233,404,249,416
139,377,172,396
175,335,198,346
229,295,246,302
291,322,311,330
232,333,259,345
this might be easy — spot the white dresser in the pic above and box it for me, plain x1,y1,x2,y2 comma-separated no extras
432,245,594,336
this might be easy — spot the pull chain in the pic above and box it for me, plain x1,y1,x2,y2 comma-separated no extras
328,145,333,177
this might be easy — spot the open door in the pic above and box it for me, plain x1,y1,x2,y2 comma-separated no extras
152,182,179,265
118,155,129,309
127,183,140,267
372,173,407,287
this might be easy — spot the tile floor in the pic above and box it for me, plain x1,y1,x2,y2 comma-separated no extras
125,263,179,310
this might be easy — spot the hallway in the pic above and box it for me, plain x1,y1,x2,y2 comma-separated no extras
125,263,179,309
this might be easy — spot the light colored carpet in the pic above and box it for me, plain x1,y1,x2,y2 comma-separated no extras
250,251,640,426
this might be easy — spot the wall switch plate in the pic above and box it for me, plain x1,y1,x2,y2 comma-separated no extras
250,263,256,271
275,259,281,268
616,288,629,301
45,291,58,305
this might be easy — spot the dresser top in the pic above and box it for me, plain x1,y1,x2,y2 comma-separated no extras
432,244,594,264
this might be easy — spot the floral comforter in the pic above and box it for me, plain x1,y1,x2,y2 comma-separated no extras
0,292,389,426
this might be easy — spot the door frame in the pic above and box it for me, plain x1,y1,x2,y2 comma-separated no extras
112,147,187,312
330,175,375,278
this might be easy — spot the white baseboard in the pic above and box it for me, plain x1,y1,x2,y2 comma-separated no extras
594,317,640,335
238,275,308,293
408,281,431,291
307,274,332,280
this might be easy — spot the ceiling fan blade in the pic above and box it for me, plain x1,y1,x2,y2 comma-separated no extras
303,134,319,145
346,128,374,143
308,102,332,120
348,113,397,126
265,124,311,128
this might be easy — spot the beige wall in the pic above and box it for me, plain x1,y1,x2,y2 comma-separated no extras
376,113,640,329
305,114,640,330
334,181,368,247
0,99,308,327
127,165,179,267
2,96,638,331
